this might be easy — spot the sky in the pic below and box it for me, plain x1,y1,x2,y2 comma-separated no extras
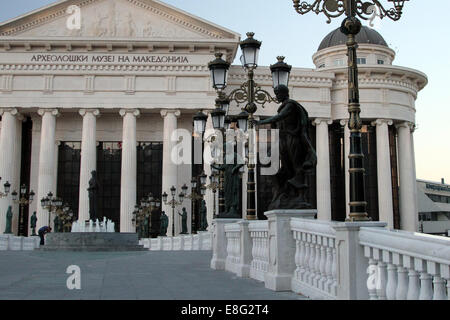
0,0,449,183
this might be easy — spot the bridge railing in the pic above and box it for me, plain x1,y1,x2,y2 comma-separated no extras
212,210,450,300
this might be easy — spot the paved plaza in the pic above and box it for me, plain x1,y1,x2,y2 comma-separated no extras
0,250,306,300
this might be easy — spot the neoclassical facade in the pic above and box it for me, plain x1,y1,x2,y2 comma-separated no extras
0,0,427,236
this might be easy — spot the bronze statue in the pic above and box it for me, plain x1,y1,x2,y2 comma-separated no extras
256,85,317,210
87,170,99,220
30,211,38,236
178,207,188,234
53,215,60,233
212,144,244,218
4,206,13,234
199,200,208,231
160,211,168,236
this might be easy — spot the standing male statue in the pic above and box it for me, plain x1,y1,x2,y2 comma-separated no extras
87,170,99,220
178,207,188,234
199,200,208,231
30,211,38,236
4,206,13,234
255,85,317,210
53,215,60,233
160,211,168,237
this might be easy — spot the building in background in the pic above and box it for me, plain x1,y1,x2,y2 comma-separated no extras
0,0,427,236
417,179,450,236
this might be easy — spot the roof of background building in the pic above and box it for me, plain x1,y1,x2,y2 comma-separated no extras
318,26,388,51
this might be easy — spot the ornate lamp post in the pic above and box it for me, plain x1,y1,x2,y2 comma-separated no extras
0,177,11,198
40,192,63,227
208,33,291,220
184,174,208,233
292,0,409,221
133,193,160,238
11,184,35,236
206,171,220,218
162,186,186,237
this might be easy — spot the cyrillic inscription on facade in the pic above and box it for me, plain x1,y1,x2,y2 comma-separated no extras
30,54,189,64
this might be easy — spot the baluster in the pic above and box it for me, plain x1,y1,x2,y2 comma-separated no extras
415,258,433,300
293,232,300,278
440,264,450,300
403,255,419,300
298,233,306,281
367,258,378,300
331,241,337,296
313,236,322,287
373,249,387,300
308,235,316,285
393,253,408,300
383,251,397,300
318,237,327,291
302,234,311,282
325,239,333,294
427,262,447,300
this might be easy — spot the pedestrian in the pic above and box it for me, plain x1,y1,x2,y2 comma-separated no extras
38,226,52,245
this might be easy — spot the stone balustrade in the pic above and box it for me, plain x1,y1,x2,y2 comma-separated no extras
0,235,40,251
146,232,212,251
291,218,338,299
211,209,450,300
224,223,241,274
249,221,269,282
359,227,450,300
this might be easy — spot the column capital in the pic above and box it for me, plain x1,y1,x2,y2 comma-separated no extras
37,108,60,117
371,119,393,127
312,118,332,126
395,121,415,132
119,108,140,118
79,109,100,117
160,109,181,118
0,108,20,118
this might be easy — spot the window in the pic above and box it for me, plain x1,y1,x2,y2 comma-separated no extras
357,57,367,65
334,59,345,67
377,59,385,65
137,142,163,201
57,142,81,219
318,63,325,69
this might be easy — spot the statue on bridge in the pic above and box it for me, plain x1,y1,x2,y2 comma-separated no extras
198,200,208,231
30,211,38,236
160,211,168,237
4,206,12,234
88,170,99,220
255,85,317,210
178,207,188,234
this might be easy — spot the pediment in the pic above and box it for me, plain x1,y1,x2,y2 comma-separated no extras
0,0,240,41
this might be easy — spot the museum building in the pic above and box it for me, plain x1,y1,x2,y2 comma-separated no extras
0,0,427,236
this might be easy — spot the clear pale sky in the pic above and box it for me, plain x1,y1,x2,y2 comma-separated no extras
1,0,449,183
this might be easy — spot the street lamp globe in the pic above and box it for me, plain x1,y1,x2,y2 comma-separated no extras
179,192,185,203
208,53,230,90
193,110,208,135
20,184,27,195
29,190,35,201
191,178,197,189
200,171,207,185
270,56,292,88
170,186,176,197
236,110,249,132
200,186,206,196
162,192,168,203
11,190,18,201
3,181,10,194
239,32,262,69
211,107,226,130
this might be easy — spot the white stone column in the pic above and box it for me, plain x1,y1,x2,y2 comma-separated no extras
120,109,140,233
372,119,394,228
396,122,417,232
0,108,22,234
203,112,214,230
313,118,332,221
340,119,350,219
78,109,100,223
36,109,59,230
161,109,180,237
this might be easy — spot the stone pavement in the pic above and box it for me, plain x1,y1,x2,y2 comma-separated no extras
0,251,307,300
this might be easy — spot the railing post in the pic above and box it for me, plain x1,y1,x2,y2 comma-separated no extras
264,209,316,291
237,220,252,278
333,222,386,300
211,218,241,270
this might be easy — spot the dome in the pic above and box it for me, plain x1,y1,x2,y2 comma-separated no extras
318,26,388,51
